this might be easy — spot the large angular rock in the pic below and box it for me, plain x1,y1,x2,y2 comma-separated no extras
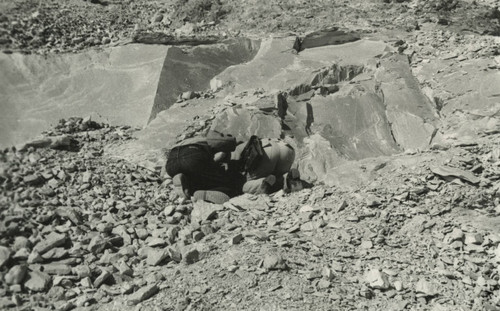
191,201,222,224
375,54,438,151
0,44,168,148
150,38,260,120
211,108,282,142
33,232,67,255
146,248,169,266
127,284,159,305
430,165,480,185
25,271,51,292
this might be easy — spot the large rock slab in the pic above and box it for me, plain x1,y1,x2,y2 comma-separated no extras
112,37,389,171
0,44,168,148
211,108,282,142
375,54,439,150
149,38,260,121
211,37,388,95
414,58,500,144
299,27,360,51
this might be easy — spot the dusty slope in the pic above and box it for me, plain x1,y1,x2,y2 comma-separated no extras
0,117,499,311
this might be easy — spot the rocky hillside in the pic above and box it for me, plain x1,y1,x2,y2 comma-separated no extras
1,0,499,54
0,116,499,310
1,0,500,310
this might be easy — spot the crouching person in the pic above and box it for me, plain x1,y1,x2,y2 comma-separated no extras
232,137,303,195
164,131,245,204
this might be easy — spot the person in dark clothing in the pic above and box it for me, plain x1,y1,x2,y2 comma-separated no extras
164,131,245,203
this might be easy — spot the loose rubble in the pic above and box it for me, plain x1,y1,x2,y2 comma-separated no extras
1,0,500,310
0,116,498,309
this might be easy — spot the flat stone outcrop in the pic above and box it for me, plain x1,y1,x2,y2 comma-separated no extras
149,38,260,121
0,44,168,148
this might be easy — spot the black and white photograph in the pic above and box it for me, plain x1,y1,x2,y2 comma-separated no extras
0,0,499,310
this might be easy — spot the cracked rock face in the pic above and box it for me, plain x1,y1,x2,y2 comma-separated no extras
109,34,498,188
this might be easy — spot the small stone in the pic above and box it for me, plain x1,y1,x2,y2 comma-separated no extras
322,267,334,281
299,205,314,213
73,265,91,279
394,280,403,291
135,228,149,240
415,279,438,297
168,247,182,263
365,194,381,207
146,249,169,266
164,205,175,216
360,240,373,249
335,200,348,212
24,270,51,292
88,236,108,253
34,232,67,254
230,233,243,245
82,171,92,183
147,237,166,247
93,269,111,288
181,91,196,100
48,285,66,300
192,231,205,242
10,285,22,293
365,269,390,290
42,264,72,275
0,246,12,268
465,233,483,245
450,241,463,249
317,279,331,289
118,261,133,276
346,215,359,222
96,222,113,233
13,248,30,260
4,265,28,285
300,221,321,231
80,277,92,288
23,174,44,186
263,254,287,270
54,301,75,311
182,248,199,265
449,228,464,242
13,236,31,251
42,247,68,260
27,250,43,264
127,284,159,305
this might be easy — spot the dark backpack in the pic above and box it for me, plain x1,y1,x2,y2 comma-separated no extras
239,135,265,172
